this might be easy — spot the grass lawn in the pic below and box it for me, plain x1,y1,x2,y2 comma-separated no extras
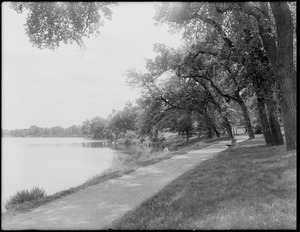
111,136,296,229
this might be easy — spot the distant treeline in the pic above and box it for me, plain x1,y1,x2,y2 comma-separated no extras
2,101,138,141
2,125,82,137
2,101,138,140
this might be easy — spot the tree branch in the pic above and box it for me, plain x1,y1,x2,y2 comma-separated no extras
238,2,278,69
159,95,182,110
189,45,219,64
180,73,239,103
194,13,234,48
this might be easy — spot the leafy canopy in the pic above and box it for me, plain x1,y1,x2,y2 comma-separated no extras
10,2,117,50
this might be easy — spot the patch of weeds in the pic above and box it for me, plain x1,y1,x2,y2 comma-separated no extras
4,187,47,211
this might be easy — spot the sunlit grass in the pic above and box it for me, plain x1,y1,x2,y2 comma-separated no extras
111,136,296,229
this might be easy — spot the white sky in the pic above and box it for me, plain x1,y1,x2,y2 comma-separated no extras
2,2,183,130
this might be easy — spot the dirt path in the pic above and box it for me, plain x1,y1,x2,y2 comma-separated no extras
1,135,248,230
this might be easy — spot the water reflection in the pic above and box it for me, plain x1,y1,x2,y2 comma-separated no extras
7,138,137,153
81,141,109,148
81,141,136,155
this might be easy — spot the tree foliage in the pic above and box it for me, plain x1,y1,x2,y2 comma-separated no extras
9,2,296,150
10,2,117,49
108,101,139,139
154,2,295,150
4,125,82,137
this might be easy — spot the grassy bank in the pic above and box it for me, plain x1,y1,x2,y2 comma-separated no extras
2,169,135,218
114,135,230,169
3,134,229,217
111,136,296,229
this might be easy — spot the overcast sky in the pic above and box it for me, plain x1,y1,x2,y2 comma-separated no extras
2,2,182,130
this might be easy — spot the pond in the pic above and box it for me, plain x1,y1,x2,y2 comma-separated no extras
1,137,135,212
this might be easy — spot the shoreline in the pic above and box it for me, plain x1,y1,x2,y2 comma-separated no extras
2,135,232,217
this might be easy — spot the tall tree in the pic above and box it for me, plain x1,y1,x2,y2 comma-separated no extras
82,120,91,138
89,116,108,139
108,101,139,139
219,2,296,149
154,4,256,139
268,2,296,150
243,28,284,146
155,2,296,150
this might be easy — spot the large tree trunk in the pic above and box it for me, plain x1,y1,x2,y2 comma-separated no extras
252,75,275,145
264,89,284,145
241,2,296,150
243,11,285,147
269,2,297,150
256,92,276,146
276,73,297,149
251,66,284,146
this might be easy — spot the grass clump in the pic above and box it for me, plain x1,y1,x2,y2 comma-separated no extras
2,169,136,216
4,187,47,211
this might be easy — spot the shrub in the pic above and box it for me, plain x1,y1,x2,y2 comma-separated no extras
125,130,138,139
4,187,47,210
134,145,153,159
111,144,155,170
124,137,132,145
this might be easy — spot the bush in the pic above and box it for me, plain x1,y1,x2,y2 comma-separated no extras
134,145,153,159
111,144,154,170
124,137,132,145
4,187,47,210
125,130,138,139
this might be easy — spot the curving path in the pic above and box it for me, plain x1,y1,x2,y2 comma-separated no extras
1,135,248,230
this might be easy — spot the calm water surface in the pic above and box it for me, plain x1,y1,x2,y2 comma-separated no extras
1,137,135,212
